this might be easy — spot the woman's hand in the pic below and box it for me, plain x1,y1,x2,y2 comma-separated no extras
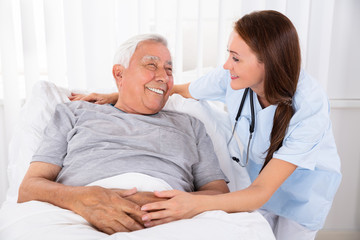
69,92,118,104
125,191,169,206
140,190,201,227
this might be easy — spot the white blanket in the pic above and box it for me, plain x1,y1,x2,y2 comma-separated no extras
0,173,274,240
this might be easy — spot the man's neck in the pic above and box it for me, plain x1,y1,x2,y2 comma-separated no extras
113,101,135,114
113,100,160,115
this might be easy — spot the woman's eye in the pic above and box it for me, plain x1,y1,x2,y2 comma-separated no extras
232,56,239,62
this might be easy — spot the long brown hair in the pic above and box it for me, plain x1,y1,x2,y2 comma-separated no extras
234,10,301,171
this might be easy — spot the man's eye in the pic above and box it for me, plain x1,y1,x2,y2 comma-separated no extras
232,56,239,62
166,68,173,76
147,63,157,69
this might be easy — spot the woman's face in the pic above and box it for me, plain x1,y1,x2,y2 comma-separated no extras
223,31,265,94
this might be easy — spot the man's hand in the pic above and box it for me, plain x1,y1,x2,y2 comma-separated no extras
122,191,169,206
72,186,146,234
19,163,146,234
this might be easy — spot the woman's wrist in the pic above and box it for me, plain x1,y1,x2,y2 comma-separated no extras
170,85,178,95
194,194,213,215
110,92,119,104
171,83,192,99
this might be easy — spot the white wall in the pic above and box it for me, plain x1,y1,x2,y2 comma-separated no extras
322,0,360,233
0,104,7,203
328,0,360,99
328,108,360,230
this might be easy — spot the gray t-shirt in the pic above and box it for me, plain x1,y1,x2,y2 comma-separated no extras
32,101,227,192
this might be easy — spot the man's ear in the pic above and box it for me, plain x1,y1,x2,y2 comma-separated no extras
113,64,125,88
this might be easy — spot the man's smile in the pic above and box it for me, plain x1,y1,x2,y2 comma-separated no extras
146,87,165,95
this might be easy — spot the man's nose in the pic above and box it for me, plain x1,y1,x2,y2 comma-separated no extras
155,68,170,83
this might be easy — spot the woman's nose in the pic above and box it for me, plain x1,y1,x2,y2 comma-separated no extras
223,56,232,70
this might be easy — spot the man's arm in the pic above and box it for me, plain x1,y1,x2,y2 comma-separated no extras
193,179,229,195
18,162,145,234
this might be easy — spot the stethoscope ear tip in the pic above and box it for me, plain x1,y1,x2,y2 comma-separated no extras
232,156,240,163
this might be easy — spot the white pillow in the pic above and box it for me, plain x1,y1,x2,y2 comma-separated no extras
5,81,250,203
6,81,71,203
163,95,251,191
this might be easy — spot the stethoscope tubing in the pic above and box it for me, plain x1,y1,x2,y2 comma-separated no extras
228,87,255,167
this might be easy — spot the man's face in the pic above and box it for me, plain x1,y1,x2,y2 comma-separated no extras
114,41,173,115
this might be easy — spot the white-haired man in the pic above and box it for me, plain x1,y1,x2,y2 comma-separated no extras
18,34,229,235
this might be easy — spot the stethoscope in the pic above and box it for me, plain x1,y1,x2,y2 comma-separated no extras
227,87,255,167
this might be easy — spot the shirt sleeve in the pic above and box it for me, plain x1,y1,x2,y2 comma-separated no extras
273,88,331,170
190,117,229,190
31,103,76,166
189,67,230,102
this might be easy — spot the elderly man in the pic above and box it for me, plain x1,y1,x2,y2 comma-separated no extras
17,34,229,235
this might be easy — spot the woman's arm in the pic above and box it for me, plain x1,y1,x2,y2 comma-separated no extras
69,92,119,104
124,179,228,208
171,83,195,99
69,82,194,104
141,158,296,227
140,179,229,226
199,158,297,212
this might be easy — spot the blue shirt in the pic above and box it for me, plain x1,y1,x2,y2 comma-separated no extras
189,67,341,230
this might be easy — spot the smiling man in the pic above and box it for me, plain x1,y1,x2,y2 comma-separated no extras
113,39,173,115
17,34,229,236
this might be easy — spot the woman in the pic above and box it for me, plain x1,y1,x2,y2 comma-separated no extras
72,10,341,240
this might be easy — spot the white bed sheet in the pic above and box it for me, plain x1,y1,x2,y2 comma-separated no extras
0,81,274,239
0,173,274,240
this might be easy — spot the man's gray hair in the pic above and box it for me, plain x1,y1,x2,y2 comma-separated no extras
113,33,168,68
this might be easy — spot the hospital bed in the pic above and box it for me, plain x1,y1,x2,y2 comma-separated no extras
0,81,275,239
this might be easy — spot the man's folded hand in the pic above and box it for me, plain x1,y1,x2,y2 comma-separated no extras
71,186,146,234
